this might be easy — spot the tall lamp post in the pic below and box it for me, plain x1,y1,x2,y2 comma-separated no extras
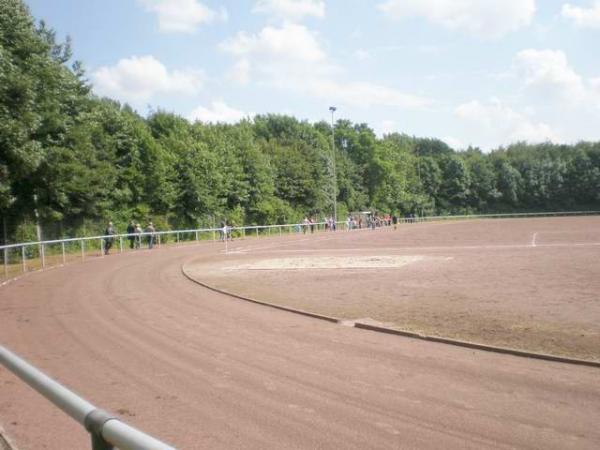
329,106,337,225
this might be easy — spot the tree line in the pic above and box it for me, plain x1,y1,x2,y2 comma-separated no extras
1,0,599,243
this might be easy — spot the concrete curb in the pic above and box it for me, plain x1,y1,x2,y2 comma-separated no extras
182,264,600,369
181,265,340,324
354,323,600,368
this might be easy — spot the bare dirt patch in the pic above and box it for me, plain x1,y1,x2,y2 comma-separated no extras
185,216,600,361
219,255,429,271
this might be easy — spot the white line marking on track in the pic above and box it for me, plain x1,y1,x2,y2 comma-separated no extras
245,242,600,254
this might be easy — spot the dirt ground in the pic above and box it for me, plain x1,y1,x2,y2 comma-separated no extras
186,216,600,361
1,216,600,450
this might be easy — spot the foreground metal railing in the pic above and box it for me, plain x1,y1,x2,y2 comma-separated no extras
0,346,177,450
1,211,599,282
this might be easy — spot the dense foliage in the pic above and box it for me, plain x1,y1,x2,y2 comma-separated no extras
1,0,599,242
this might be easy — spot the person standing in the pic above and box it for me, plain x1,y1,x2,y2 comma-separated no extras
226,220,233,241
219,220,226,241
303,217,309,234
104,222,115,255
126,220,135,249
146,221,156,249
135,223,142,249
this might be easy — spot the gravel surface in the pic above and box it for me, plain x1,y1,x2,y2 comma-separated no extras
189,217,600,361
1,217,600,449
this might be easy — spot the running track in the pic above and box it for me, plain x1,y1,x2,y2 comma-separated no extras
1,230,599,449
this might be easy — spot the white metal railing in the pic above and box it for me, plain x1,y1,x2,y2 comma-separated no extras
416,210,600,221
0,345,176,450
1,211,599,282
0,221,339,281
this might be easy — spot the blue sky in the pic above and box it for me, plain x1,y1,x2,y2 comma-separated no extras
26,0,600,150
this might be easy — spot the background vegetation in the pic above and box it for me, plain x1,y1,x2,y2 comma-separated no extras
1,0,599,243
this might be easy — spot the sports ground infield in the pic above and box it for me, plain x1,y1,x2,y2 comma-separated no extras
186,216,600,362
1,215,600,449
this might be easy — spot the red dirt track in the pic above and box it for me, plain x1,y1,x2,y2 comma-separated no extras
1,217,600,449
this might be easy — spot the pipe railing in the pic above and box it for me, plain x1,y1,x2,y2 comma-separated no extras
1,211,599,281
0,220,343,281
0,345,176,450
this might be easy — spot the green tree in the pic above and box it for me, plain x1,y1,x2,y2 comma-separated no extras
439,155,471,210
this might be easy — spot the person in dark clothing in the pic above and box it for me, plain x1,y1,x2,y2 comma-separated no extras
126,221,135,249
104,222,115,255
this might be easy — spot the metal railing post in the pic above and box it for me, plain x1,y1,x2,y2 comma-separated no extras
41,243,45,268
176,232,179,244
22,246,26,273
279,226,282,237
256,228,259,238
85,410,116,450
81,240,85,261
119,237,123,253
158,234,161,248
195,231,199,241
91,433,113,450
62,242,66,265
100,239,105,257
3,247,8,279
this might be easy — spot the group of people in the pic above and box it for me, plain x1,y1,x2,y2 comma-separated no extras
102,212,420,255
301,217,317,234
344,213,411,230
103,221,156,255
323,216,337,231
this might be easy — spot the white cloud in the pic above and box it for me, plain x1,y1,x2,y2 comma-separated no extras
378,0,535,38
442,136,464,150
514,49,588,104
305,79,431,109
188,100,252,123
139,0,227,33
562,1,600,28
455,49,600,148
591,77,600,95
380,120,396,135
227,59,251,85
220,23,326,63
354,49,370,61
252,0,325,21
220,23,431,109
455,99,560,146
93,55,203,102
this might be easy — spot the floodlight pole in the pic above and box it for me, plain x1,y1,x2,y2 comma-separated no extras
329,106,337,225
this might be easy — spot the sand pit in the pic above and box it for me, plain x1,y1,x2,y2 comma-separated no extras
221,255,429,271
